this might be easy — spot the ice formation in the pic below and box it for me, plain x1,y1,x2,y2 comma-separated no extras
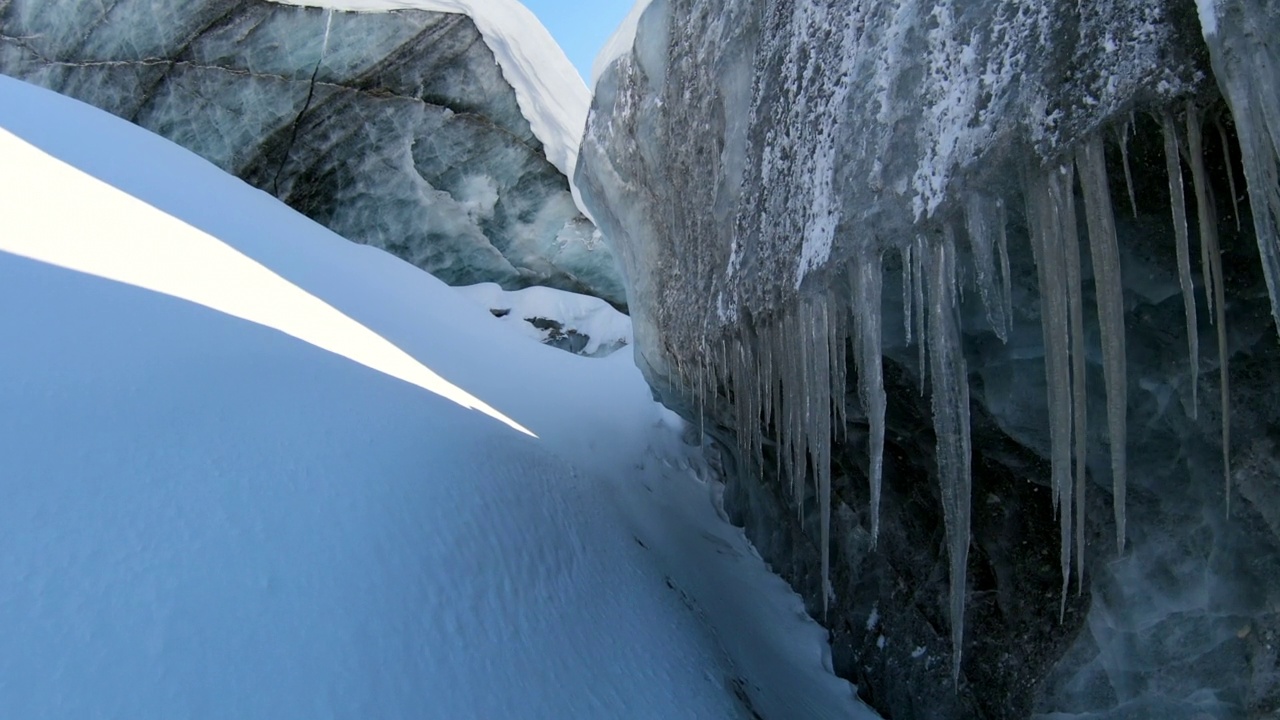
1162,114,1201,419
1077,136,1128,556
0,0,625,306
271,0,591,184
923,234,971,684
578,0,1278,689
1199,0,1280,337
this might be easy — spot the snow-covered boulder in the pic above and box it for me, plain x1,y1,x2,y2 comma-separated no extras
454,282,632,357
0,0,626,306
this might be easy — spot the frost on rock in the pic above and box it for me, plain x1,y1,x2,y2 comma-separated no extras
579,0,1277,695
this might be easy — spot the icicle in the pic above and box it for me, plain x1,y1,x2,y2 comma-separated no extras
1025,169,1073,547
914,235,928,394
964,193,1011,342
1116,116,1139,217
785,310,806,519
1076,136,1128,554
1030,167,1077,611
925,233,972,684
901,243,915,344
1200,20,1280,340
996,199,1014,337
830,292,849,443
1215,119,1243,232
1161,114,1200,419
1186,107,1231,513
1052,162,1086,601
772,323,787,483
851,250,886,545
814,297,834,614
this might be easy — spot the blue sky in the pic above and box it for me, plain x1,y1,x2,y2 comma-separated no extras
521,0,637,84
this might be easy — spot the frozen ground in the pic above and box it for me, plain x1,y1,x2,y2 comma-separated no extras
0,75,879,719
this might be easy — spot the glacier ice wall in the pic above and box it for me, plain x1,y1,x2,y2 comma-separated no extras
0,0,625,307
579,0,1280,716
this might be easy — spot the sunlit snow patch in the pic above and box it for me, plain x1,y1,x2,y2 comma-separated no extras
0,127,534,438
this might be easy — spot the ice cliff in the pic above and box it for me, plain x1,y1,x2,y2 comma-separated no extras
0,0,625,307
579,0,1280,717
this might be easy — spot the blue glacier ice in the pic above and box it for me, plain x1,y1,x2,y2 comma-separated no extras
0,0,625,306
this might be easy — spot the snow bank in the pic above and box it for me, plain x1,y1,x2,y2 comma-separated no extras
272,0,590,183
0,75,876,719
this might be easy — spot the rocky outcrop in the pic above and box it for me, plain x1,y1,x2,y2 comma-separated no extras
0,0,625,307
579,0,1280,716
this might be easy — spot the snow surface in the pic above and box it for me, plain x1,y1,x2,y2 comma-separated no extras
271,0,589,184
0,75,878,719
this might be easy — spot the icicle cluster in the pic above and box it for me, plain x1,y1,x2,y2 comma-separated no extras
572,0,1280,694
1024,162,1087,607
674,108,1248,682
687,279,868,620
686,105,1254,671
1185,107,1232,511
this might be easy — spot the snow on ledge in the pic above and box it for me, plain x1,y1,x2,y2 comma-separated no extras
271,0,590,184
591,0,654,86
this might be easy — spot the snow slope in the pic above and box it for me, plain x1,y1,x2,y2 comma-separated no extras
272,0,590,183
0,75,877,719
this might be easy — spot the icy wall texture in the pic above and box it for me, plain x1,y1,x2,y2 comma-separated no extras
0,0,625,307
579,0,1280,717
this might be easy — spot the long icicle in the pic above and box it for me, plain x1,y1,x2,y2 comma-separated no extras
808,296,835,615
1025,168,1073,558
1162,114,1201,419
851,251,886,545
902,243,915,344
926,231,972,685
831,292,849,445
1117,115,1139,217
997,199,1014,339
1186,107,1231,513
914,235,928,395
1215,118,1243,232
1077,135,1129,554
1053,162,1087,599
